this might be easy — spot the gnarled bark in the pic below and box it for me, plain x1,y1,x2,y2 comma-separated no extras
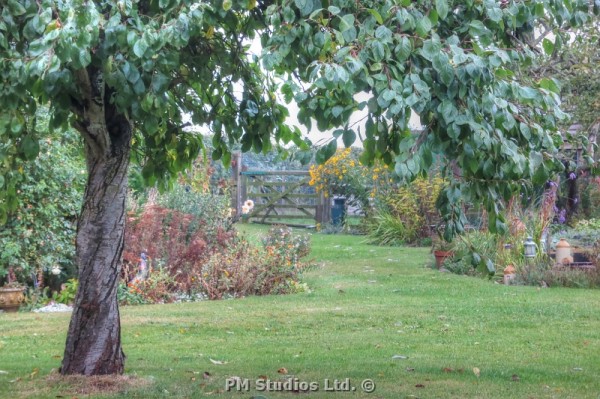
61,67,131,375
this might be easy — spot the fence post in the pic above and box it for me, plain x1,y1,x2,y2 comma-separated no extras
231,152,242,217
316,191,331,225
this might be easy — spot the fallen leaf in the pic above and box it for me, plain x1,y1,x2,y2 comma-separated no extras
442,367,453,373
392,355,408,360
573,367,583,371
0,370,8,375
30,368,39,379
415,383,425,388
257,375,268,381
277,367,288,374
473,367,480,378
191,377,196,381
203,372,211,379
511,374,520,382
52,355,61,359
405,367,415,372
209,358,228,365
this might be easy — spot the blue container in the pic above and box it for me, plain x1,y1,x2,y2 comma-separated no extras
331,197,346,226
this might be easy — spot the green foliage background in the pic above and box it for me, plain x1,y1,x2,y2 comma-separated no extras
0,123,84,285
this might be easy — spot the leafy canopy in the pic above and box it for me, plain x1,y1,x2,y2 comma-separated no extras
262,0,596,238
0,0,300,218
0,0,597,239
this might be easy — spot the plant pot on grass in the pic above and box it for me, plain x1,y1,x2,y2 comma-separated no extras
432,239,454,269
0,284,25,313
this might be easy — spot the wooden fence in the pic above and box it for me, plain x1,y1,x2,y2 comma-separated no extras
231,153,330,227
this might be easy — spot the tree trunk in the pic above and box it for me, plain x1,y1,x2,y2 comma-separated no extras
60,85,132,374
61,144,130,374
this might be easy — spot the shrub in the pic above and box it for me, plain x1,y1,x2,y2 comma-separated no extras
513,257,600,288
52,278,78,305
0,130,84,286
196,227,312,300
365,210,413,246
118,282,149,306
366,176,444,245
126,267,178,304
123,204,235,293
443,231,498,276
262,225,311,264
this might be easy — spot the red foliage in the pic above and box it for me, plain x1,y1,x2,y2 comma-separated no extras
123,206,236,292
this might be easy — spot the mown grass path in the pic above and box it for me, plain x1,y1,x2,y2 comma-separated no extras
1,225,599,398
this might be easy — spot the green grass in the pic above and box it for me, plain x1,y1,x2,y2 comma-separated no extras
1,224,600,398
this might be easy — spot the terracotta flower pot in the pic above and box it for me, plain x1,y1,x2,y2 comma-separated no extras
434,250,454,269
0,287,25,313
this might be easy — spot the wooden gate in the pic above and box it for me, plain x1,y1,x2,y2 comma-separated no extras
231,154,330,227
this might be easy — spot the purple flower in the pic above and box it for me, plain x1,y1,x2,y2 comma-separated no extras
568,172,577,180
558,209,566,224
547,180,558,187
574,197,578,204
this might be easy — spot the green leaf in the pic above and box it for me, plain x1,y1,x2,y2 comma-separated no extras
485,258,495,273
0,174,4,189
432,53,454,86
315,140,337,164
542,38,554,55
212,147,222,160
375,25,392,41
518,86,539,101
327,6,340,15
339,14,355,32
20,137,40,160
8,0,27,15
532,162,549,185
331,105,344,118
421,38,441,61
469,20,488,37
534,3,545,17
487,7,503,23
416,17,432,38
133,38,149,58
436,0,449,20
79,49,91,68
342,129,356,148
371,40,385,62
366,9,383,24
539,78,560,94
396,36,412,61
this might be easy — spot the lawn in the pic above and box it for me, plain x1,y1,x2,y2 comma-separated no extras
1,224,599,398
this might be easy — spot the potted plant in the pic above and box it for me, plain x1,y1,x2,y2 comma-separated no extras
0,267,25,312
432,238,454,269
